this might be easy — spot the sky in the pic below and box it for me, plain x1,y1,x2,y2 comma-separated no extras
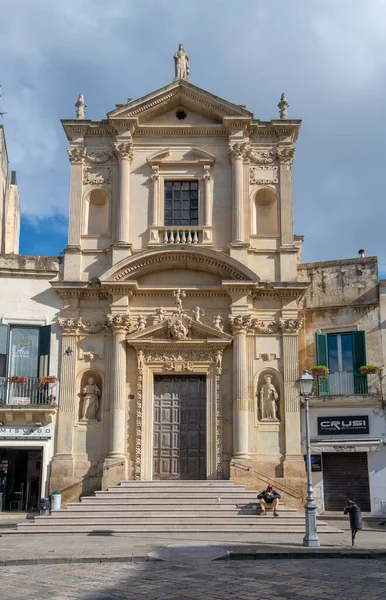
1,0,385,272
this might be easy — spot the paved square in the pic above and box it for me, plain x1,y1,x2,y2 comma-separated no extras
1,558,386,599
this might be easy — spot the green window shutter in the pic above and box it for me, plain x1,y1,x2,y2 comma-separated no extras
0,323,10,378
352,330,367,394
38,325,51,377
315,333,329,395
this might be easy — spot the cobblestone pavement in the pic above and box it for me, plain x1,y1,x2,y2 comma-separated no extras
1,558,386,600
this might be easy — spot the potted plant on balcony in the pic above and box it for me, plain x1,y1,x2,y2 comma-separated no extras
359,365,381,375
8,376,28,383
39,376,57,385
310,366,329,378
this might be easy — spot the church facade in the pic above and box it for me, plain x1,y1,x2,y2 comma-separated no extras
49,48,386,513
50,48,308,501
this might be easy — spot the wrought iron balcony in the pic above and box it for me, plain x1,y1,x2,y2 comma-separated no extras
314,371,382,397
0,377,58,406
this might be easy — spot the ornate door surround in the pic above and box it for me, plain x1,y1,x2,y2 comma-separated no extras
134,346,225,481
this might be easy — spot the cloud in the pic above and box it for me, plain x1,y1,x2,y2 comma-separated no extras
0,0,384,272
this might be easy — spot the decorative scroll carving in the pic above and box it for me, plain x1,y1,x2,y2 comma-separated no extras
249,319,279,334
86,150,114,164
249,166,278,185
143,349,216,363
67,146,85,164
203,165,212,182
83,166,111,184
105,314,131,333
250,150,275,165
279,318,303,334
163,361,194,373
276,146,295,165
151,165,160,181
229,142,252,160
135,350,144,480
114,141,134,161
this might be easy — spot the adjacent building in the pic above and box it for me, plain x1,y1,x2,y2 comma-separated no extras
0,126,60,511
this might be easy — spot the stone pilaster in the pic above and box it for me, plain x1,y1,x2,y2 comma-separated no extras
277,146,295,246
229,315,250,458
64,147,84,281
151,166,159,226
102,314,130,486
229,142,250,243
50,317,83,498
114,141,133,245
280,318,304,477
203,165,213,227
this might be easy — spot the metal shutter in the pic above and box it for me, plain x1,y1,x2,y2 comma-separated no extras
323,452,371,512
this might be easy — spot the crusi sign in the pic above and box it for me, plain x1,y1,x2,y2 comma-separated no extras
317,416,369,435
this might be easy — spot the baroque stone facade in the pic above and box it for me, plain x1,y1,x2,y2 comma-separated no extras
49,50,310,502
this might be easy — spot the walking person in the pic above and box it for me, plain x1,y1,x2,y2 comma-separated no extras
257,483,280,516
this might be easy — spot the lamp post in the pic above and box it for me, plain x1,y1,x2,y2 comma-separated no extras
299,370,320,547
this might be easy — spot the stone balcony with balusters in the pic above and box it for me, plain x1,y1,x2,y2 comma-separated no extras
148,226,213,247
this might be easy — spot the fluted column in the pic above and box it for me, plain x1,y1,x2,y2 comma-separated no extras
203,165,213,227
277,146,295,246
115,142,133,245
230,315,250,457
151,166,159,226
105,314,130,457
229,143,250,243
280,318,304,475
56,318,83,456
67,147,85,248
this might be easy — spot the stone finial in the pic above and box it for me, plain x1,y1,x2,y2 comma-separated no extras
173,43,190,81
75,94,87,120
278,93,289,120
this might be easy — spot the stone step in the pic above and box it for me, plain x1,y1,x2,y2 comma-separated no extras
61,506,296,514
37,514,306,522
117,480,238,486
95,487,248,496
15,523,341,534
92,491,260,499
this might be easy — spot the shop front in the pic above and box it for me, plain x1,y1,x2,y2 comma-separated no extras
302,406,386,515
0,422,55,512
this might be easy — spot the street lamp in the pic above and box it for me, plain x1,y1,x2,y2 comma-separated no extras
299,370,320,547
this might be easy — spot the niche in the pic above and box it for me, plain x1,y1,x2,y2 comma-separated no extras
78,370,102,422
257,369,281,422
254,187,278,235
85,189,109,235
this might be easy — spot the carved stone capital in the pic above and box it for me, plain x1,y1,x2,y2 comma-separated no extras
58,317,84,335
105,314,131,333
229,315,251,333
229,142,252,161
276,146,295,165
114,142,134,161
279,318,303,334
67,146,86,165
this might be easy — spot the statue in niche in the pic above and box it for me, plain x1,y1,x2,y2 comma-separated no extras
259,374,279,421
81,377,101,420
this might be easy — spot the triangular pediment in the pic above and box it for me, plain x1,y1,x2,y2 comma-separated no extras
126,315,232,344
108,80,253,125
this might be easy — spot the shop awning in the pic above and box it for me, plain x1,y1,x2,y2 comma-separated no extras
310,439,384,453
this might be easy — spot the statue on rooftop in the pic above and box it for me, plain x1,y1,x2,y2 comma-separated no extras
75,94,87,120
174,44,190,80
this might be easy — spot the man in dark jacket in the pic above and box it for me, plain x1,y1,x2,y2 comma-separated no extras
257,484,280,516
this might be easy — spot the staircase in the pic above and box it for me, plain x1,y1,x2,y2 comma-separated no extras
16,481,341,534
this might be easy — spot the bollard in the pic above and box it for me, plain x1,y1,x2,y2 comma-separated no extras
51,490,62,511
344,499,363,546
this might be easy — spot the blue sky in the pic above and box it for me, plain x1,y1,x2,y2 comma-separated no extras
1,0,385,273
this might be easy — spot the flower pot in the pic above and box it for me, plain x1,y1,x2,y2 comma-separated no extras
359,367,380,375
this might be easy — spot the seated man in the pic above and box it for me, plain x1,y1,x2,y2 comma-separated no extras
257,483,280,516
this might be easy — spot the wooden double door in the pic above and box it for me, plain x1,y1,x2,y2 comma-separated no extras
153,375,206,480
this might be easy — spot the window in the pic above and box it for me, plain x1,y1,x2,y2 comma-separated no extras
316,331,367,395
0,324,51,379
164,181,198,226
